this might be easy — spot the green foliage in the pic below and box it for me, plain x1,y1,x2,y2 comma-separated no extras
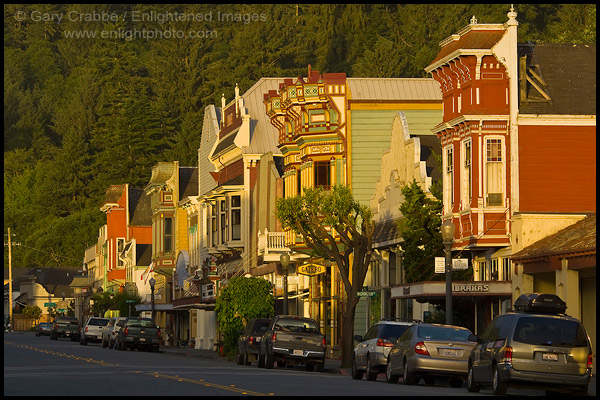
397,180,471,283
23,304,42,323
215,277,275,358
90,291,142,318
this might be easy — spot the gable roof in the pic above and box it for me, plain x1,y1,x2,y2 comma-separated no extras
128,188,152,226
512,215,596,261
518,43,596,115
427,27,505,69
347,78,441,101
179,166,199,201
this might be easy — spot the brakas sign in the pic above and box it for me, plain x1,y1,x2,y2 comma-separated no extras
452,283,489,292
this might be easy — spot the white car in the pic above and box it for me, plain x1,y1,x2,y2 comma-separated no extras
80,317,110,345
352,319,418,381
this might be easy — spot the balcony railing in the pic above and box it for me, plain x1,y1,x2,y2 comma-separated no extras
257,229,290,262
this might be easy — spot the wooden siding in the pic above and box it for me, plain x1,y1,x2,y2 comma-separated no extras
350,108,442,206
519,125,596,213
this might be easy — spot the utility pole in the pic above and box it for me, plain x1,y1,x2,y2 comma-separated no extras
8,227,13,331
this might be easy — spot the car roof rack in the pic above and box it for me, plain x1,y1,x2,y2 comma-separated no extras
513,293,567,314
380,317,422,323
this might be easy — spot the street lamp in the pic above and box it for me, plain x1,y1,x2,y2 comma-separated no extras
149,277,156,323
441,219,456,325
280,253,290,315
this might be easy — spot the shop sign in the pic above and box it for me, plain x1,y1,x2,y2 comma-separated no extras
435,258,469,273
452,283,489,292
357,290,377,298
296,263,327,276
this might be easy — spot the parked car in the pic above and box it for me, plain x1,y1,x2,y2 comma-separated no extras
385,322,476,387
236,318,272,366
352,319,417,381
101,317,127,349
114,317,160,352
35,322,53,337
466,293,592,396
258,315,326,372
80,317,109,345
50,316,81,341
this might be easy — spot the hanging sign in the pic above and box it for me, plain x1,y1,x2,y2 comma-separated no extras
296,263,327,277
435,258,469,273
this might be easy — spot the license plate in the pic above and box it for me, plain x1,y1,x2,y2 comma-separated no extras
65,333,70,336
255,337,261,342
293,349,303,356
542,353,558,361
141,330,145,334
139,338,145,342
441,349,458,357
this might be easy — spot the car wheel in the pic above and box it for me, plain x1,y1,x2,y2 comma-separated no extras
82,338,88,346
305,362,315,371
386,357,400,383
351,356,364,380
492,364,507,395
466,363,480,393
366,355,378,381
402,358,417,385
424,376,435,386
449,378,463,388
257,349,265,368
235,351,243,365
315,360,325,373
278,361,287,368
265,351,274,369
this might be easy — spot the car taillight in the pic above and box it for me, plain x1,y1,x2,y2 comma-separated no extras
500,346,513,365
124,327,128,336
157,328,161,339
271,332,277,343
414,341,429,355
587,353,593,370
85,327,88,332
377,338,394,347
322,336,326,347
54,324,58,329
249,336,254,346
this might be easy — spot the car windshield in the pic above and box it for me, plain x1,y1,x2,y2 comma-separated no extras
380,324,411,340
126,319,155,328
417,326,472,341
275,318,319,333
89,318,108,326
513,317,588,347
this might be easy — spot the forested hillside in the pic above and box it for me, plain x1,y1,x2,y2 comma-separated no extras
4,4,595,268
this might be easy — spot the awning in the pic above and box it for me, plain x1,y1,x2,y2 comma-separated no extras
391,280,512,300
135,303,175,312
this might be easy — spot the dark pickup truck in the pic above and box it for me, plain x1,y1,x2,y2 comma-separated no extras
50,316,81,341
258,315,326,372
115,317,160,352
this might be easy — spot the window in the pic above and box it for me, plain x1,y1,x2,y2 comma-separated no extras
314,161,331,189
479,260,488,281
164,217,173,253
490,258,498,280
117,238,125,267
231,195,241,241
296,169,302,195
211,205,217,246
370,259,380,287
220,199,227,244
502,258,511,281
462,140,472,207
444,146,454,212
486,138,504,206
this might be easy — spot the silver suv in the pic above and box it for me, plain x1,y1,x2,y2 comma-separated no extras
101,317,127,349
352,319,418,381
467,293,592,396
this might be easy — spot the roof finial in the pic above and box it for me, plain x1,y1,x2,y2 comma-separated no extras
507,4,518,25
470,15,477,25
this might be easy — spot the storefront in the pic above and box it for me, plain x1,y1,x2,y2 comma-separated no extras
391,280,512,334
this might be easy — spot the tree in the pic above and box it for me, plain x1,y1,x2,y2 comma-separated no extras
23,304,43,325
275,185,374,367
215,277,275,358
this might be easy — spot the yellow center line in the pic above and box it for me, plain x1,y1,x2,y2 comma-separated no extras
5,340,272,396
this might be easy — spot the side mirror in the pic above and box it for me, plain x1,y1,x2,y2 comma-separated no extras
468,334,479,342
354,335,363,342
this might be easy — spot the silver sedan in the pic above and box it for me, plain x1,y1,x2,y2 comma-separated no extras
385,323,476,388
